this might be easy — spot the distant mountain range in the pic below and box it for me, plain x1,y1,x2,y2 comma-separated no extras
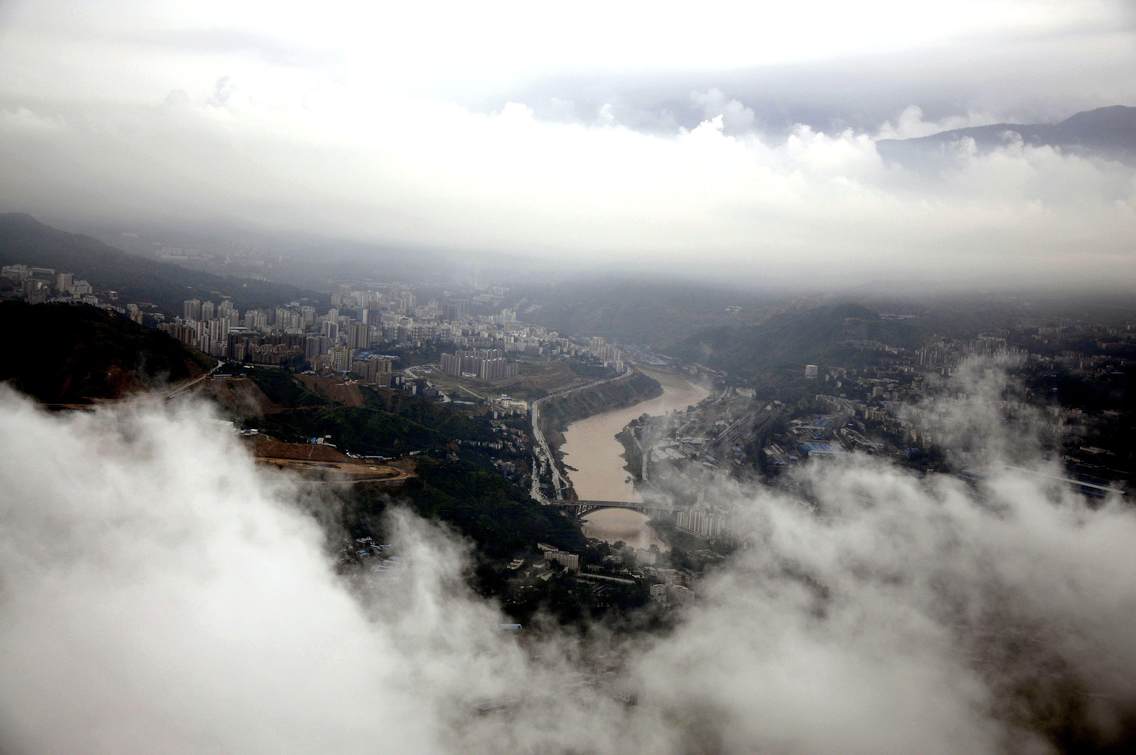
0,213,322,314
877,105,1136,164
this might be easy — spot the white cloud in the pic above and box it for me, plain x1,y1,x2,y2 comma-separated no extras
0,106,67,135
691,88,756,133
0,91,1132,288
875,105,1000,140
1,361,1135,752
0,0,1132,288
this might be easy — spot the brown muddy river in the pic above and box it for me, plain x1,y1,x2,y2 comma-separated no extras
560,369,709,551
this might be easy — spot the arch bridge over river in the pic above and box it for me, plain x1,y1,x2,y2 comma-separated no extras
548,499,680,517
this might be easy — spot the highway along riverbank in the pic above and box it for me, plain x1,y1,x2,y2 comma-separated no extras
530,368,661,502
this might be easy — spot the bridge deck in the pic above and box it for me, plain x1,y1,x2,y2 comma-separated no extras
553,499,676,512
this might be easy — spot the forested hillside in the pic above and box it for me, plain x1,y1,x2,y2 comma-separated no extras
0,302,212,403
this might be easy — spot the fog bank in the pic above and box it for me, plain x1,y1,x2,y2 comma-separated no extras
1,362,1134,753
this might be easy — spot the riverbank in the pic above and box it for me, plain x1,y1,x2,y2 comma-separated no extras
560,369,707,501
562,369,710,551
534,369,662,498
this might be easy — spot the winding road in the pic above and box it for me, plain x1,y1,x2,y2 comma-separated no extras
165,360,223,400
529,368,639,503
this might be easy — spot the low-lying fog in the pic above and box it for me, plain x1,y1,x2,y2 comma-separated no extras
2,358,1133,753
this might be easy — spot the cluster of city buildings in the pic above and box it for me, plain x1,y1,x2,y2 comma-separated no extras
587,336,626,373
629,317,1135,535
0,263,170,337
2,264,97,305
440,349,520,381
16,260,602,430
159,281,591,381
5,260,632,399
539,543,581,573
674,508,732,539
160,281,639,397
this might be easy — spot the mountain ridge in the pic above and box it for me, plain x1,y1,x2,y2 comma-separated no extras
0,213,322,313
877,105,1136,163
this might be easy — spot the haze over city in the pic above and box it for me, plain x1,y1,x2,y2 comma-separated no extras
1,3,1135,754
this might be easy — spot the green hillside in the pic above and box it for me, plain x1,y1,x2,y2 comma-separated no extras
674,303,924,375
0,301,212,403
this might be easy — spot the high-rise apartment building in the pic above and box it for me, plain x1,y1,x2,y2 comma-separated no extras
55,272,73,294
349,321,370,350
183,299,203,321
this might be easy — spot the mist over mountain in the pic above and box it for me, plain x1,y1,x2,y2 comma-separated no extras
520,278,776,348
0,213,320,313
878,105,1136,165
2,1,1134,289
672,303,924,375
69,217,481,293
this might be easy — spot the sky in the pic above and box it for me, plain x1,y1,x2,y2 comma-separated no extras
2,360,1135,753
0,0,1134,287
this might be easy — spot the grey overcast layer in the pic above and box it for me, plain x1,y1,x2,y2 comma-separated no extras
0,0,1134,288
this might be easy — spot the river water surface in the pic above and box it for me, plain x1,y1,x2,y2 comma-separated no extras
560,369,709,551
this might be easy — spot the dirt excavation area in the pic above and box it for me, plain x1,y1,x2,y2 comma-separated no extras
245,436,414,484
295,374,366,407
